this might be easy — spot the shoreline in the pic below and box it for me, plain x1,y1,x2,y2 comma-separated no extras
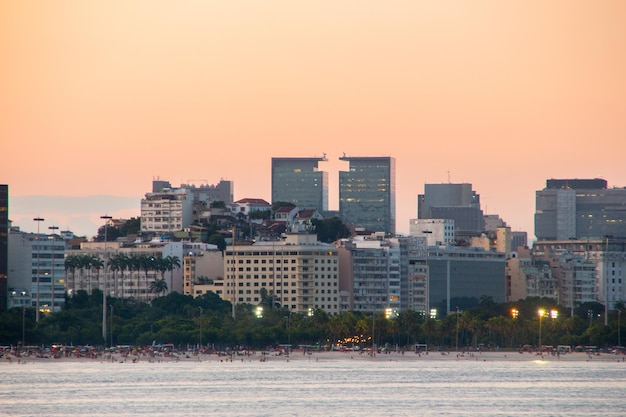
3,349,625,364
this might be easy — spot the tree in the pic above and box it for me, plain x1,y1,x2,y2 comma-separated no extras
164,255,181,293
208,234,226,251
150,278,168,297
310,217,351,243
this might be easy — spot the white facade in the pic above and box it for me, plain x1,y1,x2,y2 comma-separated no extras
141,188,193,234
8,229,66,313
409,218,455,246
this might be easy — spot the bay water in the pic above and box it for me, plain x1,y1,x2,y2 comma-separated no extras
1,355,624,416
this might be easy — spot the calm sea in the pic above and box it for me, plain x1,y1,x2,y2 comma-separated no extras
1,355,624,416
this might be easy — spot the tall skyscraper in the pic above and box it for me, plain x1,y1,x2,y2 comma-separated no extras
418,183,484,238
271,156,328,211
339,156,396,234
0,185,7,311
535,178,626,240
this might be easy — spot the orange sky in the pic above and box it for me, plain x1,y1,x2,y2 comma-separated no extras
2,1,626,237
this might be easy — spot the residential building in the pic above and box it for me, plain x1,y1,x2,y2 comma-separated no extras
338,235,426,314
182,247,224,297
229,198,272,217
8,227,66,314
339,156,396,235
218,233,339,315
0,185,7,311
535,178,626,240
140,185,193,234
532,238,625,310
271,156,329,211
506,247,559,303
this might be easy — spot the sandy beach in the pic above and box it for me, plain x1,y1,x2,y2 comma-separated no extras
3,348,625,365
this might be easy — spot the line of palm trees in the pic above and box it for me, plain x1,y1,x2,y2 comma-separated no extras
64,253,181,301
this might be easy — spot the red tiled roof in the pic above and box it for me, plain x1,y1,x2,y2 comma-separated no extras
234,198,271,205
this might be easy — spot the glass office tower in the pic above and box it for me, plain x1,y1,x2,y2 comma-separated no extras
339,156,396,235
271,157,328,211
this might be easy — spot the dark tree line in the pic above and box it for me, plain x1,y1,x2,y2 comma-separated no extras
1,291,623,351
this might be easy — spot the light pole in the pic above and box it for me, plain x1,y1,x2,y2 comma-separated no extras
455,306,460,352
231,227,237,319
371,311,375,357
33,217,44,322
538,309,545,353
101,215,112,344
605,236,610,326
48,225,59,314
199,306,203,349
618,309,622,348
422,230,432,317
109,304,114,348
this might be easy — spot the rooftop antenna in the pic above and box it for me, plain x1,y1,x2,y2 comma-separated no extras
447,170,451,183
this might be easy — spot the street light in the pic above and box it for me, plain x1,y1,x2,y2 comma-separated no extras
48,225,59,314
198,306,203,349
422,230,432,316
618,309,622,348
231,227,237,319
455,306,460,352
33,217,44,322
109,304,114,348
101,215,112,345
538,308,546,353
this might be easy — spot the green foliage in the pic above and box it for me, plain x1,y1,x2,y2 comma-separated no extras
1,293,624,351
310,217,351,243
208,233,227,251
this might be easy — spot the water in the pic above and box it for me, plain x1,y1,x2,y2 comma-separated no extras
1,355,625,416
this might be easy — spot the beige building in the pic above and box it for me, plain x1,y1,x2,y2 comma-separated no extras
183,250,224,297
210,233,339,315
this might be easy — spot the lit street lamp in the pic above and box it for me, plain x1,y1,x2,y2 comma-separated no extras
33,217,44,322
101,215,112,345
538,309,545,353
48,225,59,314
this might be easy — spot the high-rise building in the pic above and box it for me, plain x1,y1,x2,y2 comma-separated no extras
219,233,339,315
0,185,7,311
8,228,66,314
141,186,192,234
271,156,328,211
418,183,484,238
535,178,626,240
426,246,506,316
532,238,625,311
339,156,396,234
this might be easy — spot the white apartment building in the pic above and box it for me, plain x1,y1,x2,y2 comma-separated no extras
141,188,193,234
8,228,66,314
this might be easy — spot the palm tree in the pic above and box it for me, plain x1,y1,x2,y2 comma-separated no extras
149,278,168,297
165,255,181,294
64,255,78,296
128,254,143,300
90,255,104,295
114,253,130,300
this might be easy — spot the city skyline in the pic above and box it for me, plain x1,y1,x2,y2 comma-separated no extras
3,2,626,238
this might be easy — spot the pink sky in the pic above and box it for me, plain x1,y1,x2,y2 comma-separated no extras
2,1,626,237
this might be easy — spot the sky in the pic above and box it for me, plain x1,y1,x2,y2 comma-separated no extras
2,1,626,239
